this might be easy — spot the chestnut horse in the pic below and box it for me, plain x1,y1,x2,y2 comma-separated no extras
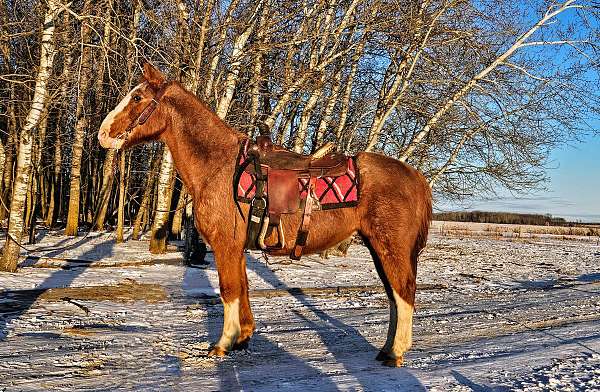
98,63,432,367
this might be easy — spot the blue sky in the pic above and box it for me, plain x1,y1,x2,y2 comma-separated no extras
444,134,600,222
439,3,600,223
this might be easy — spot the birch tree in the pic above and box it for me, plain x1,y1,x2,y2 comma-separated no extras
65,0,95,236
399,0,587,162
0,0,597,259
0,0,62,271
149,148,175,253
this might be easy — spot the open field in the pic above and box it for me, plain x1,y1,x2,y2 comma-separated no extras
432,220,600,240
0,227,599,391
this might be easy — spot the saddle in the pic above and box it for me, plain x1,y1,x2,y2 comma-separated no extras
238,136,348,260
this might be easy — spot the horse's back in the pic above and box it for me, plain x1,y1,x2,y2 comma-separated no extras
354,151,432,243
355,151,431,201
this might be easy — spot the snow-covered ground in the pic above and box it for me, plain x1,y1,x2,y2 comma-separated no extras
1,228,599,391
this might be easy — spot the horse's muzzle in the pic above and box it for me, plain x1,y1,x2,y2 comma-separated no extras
98,129,125,150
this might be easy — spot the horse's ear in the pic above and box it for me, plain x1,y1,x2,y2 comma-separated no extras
142,62,165,88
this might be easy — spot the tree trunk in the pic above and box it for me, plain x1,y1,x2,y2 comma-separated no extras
65,0,95,236
94,0,139,230
0,3,15,221
45,130,62,227
248,1,269,130
93,149,115,230
203,0,241,102
149,147,175,253
132,148,160,240
0,90,17,221
334,39,365,148
0,141,5,201
189,0,216,94
24,100,49,241
44,12,71,227
293,85,323,153
116,152,126,243
215,6,259,118
0,0,61,272
314,68,342,149
170,184,187,238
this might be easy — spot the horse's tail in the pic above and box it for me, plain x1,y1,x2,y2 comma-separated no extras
412,175,432,270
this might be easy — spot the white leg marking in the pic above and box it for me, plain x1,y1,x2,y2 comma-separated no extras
382,295,397,353
390,289,413,359
216,298,241,351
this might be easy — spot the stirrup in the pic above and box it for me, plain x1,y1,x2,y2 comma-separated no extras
257,216,286,251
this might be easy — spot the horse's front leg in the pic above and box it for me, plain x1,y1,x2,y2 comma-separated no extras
234,253,255,349
208,247,255,357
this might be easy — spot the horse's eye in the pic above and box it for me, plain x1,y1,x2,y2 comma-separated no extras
133,95,142,102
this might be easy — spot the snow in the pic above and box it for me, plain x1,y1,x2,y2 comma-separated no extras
0,228,599,390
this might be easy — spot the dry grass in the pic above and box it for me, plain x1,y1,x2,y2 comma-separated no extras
432,220,600,239
38,279,168,303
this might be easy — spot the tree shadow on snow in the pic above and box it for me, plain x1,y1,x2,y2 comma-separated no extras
451,370,504,392
244,254,426,391
576,272,600,283
0,235,113,340
169,252,341,391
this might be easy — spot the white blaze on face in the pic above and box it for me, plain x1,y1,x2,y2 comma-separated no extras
98,83,144,149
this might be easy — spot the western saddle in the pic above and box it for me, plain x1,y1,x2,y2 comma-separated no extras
238,136,348,260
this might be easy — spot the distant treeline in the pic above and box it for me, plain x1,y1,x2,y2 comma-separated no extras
433,211,568,226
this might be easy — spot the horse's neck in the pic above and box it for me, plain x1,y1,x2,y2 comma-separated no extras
161,98,241,197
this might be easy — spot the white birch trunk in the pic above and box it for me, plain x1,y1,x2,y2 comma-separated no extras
334,39,365,146
190,0,216,94
215,15,257,118
149,147,175,253
294,86,323,153
203,0,241,101
0,0,61,271
249,1,270,130
315,68,343,147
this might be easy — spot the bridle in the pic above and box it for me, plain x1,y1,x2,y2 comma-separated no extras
112,81,169,147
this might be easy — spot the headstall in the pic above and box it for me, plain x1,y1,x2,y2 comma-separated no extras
113,81,169,146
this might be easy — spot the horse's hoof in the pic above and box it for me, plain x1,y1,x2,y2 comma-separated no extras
375,350,390,361
382,356,404,367
232,337,250,351
208,346,227,357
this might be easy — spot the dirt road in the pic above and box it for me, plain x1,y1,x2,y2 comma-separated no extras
1,231,599,390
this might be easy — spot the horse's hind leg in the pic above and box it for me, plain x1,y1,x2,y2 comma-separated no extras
362,231,416,367
364,239,397,360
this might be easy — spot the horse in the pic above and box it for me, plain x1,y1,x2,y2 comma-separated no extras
98,63,432,367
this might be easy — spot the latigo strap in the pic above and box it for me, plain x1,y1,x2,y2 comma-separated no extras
291,176,317,260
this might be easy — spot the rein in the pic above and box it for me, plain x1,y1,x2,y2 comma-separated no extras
113,82,169,147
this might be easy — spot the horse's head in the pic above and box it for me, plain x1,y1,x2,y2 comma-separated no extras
98,63,170,150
